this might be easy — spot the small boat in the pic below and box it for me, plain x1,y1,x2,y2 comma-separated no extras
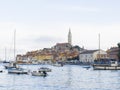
83,66,91,69
0,70,3,73
5,31,17,69
8,67,28,74
3,61,10,63
52,63,63,67
93,61,120,70
4,62,18,69
39,67,52,72
93,35,120,70
31,70,47,76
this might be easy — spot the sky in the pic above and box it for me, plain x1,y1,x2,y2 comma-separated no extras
0,0,120,60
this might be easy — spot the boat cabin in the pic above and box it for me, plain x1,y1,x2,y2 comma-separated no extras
110,61,118,67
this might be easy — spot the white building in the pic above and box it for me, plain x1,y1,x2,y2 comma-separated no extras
79,50,108,63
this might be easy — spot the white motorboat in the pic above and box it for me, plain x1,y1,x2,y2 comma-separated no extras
93,61,120,70
8,67,28,74
4,62,18,69
31,70,47,76
83,66,91,69
5,30,18,69
39,67,52,72
52,63,63,67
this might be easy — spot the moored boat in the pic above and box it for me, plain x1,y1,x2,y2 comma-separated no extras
31,70,47,76
4,62,18,69
93,61,120,70
83,66,91,69
52,63,63,67
39,67,52,72
8,67,28,74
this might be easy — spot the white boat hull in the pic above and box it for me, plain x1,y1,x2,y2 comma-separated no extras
39,67,52,72
31,71,47,76
93,66,120,70
93,61,120,70
8,68,28,74
52,63,63,67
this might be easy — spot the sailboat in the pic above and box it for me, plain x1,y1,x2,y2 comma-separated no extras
3,48,10,63
4,33,18,69
4,61,17,69
93,34,120,70
7,30,28,74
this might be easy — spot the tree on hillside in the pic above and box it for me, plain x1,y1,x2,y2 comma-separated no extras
117,43,120,61
73,45,81,51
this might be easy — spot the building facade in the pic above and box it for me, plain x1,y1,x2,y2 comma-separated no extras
107,47,119,60
53,43,72,52
79,50,108,63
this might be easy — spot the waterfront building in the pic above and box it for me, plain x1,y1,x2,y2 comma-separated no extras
107,47,119,60
79,49,108,63
16,54,32,64
34,54,53,61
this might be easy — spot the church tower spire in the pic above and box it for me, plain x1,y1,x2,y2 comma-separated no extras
68,28,72,45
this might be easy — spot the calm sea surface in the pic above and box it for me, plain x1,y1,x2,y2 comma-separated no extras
0,64,120,90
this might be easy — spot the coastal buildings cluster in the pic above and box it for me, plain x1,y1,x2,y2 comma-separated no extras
16,29,120,64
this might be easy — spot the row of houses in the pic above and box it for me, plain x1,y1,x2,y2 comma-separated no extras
15,29,120,64
16,43,80,64
16,41,119,64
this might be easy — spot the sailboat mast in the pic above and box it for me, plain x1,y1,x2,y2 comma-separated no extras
5,48,6,61
98,33,100,61
14,30,16,61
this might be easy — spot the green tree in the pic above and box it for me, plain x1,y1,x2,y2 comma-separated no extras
73,45,81,51
117,43,120,61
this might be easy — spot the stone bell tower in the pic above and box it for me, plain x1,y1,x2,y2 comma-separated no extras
68,28,72,45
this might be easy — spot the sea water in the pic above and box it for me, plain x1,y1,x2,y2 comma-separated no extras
0,64,120,90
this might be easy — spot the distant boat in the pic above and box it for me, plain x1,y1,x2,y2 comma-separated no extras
83,66,91,69
3,61,10,63
39,67,52,72
6,30,29,74
93,61,120,70
2,48,10,63
4,31,17,69
52,62,63,67
31,70,47,76
8,67,28,74
92,34,120,70
4,61,18,69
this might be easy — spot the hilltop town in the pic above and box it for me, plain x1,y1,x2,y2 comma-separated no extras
16,29,120,65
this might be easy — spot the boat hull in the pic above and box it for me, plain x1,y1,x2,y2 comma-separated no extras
5,66,16,69
93,65,120,70
8,68,28,74
31,71,47,76
39,67,52,72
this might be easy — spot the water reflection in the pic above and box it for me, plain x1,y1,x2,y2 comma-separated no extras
65,65,72,86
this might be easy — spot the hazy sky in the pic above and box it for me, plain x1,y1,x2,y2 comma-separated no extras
0,0,120,60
